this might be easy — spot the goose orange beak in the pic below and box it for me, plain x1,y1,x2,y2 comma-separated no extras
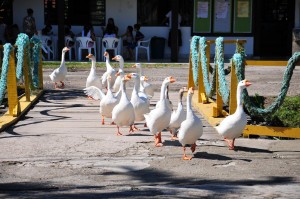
169,76,176,83
245,80,252,87
125,74,132,80
112,56,117,61
189,87,194,94
103,51,108,56
143,76,149,81
86,54,93,58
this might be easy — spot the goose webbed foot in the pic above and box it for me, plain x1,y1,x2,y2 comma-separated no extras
154,132,163,147
60,81,65,88
170,135,178,140
182,147,192,160
116,126,123,136
224,137,235,150
169,130,178,140
128,125,136,133
101,116,105,125
87,96,94,100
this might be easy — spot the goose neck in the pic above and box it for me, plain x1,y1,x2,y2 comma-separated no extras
120,80,129,101
91,59,96,70
236,86,243,108
60,52,66,66
134,77,140,92
160,82,168,100
186,93,194,118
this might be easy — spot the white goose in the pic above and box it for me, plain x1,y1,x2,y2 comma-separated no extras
132,63,155,98
84,75,119,125
112,74,135,136
86,54,102,89
49,47,70,89
168,87,187,140
215,79,252,150
178,87,203,160
144,76,176,147
102,51,116,89
112,55,125,92
130,73,150,127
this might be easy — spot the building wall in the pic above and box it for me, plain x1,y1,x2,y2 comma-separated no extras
12,0,254,60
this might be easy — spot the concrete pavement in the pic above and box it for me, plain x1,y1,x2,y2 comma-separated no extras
0,66,299,198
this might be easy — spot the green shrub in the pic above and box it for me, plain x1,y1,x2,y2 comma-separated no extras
248,95,300,128
269,96,300,128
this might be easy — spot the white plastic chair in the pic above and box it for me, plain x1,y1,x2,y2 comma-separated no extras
135,38,151,62
40,35,55,60
102,37,119,61
65,36,76,61
76,36,97,61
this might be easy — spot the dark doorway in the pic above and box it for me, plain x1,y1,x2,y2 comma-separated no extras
253,0,295,59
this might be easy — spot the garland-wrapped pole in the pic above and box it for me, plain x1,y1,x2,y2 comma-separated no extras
15,33,31,101
30,37,42,89
0,44,20,116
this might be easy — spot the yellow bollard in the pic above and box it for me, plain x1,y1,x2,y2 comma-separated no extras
6,48,20,116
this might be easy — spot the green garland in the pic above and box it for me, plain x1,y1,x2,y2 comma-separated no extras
30,37,42,88
215,37,230,104
0,43,13,105
200,37,216,97
15,33,30,81
233,52,300,116
191,36,201,86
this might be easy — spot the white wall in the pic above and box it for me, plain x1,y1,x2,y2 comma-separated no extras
13,0,44,31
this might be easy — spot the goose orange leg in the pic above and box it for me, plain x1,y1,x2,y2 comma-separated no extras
169,130,178,140
154,132,163,147
190,143,197,153
224,138,235,150
116,125,123,136
60,81,65,88
182,147,192,160
101,115,105,125
129,125,136,133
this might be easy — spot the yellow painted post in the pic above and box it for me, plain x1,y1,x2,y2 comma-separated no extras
7,48,20,116
213,70,223,117
38,48,44,90
198,51,207,103
23,48,31,101
229,60,238,114
188,52,195,89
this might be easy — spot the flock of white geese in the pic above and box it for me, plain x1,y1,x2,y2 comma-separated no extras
49,47,252,160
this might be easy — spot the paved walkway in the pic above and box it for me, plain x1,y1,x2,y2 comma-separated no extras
0,66,300,198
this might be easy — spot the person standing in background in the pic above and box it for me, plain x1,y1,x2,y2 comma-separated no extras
162,10,182,51
23,8,37,38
